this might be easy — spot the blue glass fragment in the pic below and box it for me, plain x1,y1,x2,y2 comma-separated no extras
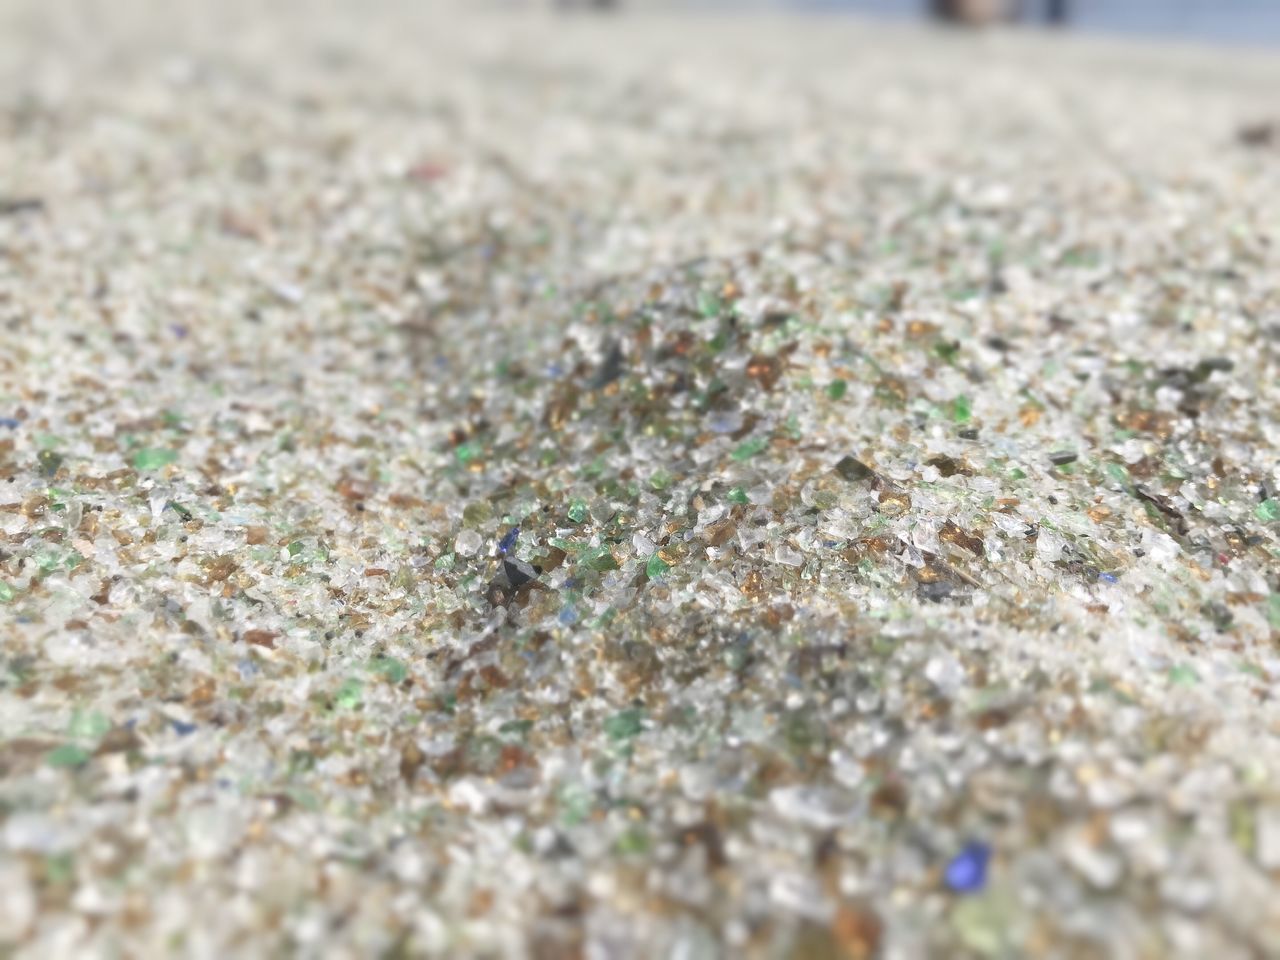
944,842,991,893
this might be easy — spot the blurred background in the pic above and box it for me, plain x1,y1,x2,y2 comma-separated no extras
542,0,1280,45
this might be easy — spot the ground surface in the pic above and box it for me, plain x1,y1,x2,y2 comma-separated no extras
2,2,1280,957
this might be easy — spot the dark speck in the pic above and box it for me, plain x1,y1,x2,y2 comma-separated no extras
37,450,63,477
834,456,873,483
0,197,44,217
1238,121,1276,147
592,340,626,388
917,581,954,603
501,557,538,589
1195,357,1233,378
